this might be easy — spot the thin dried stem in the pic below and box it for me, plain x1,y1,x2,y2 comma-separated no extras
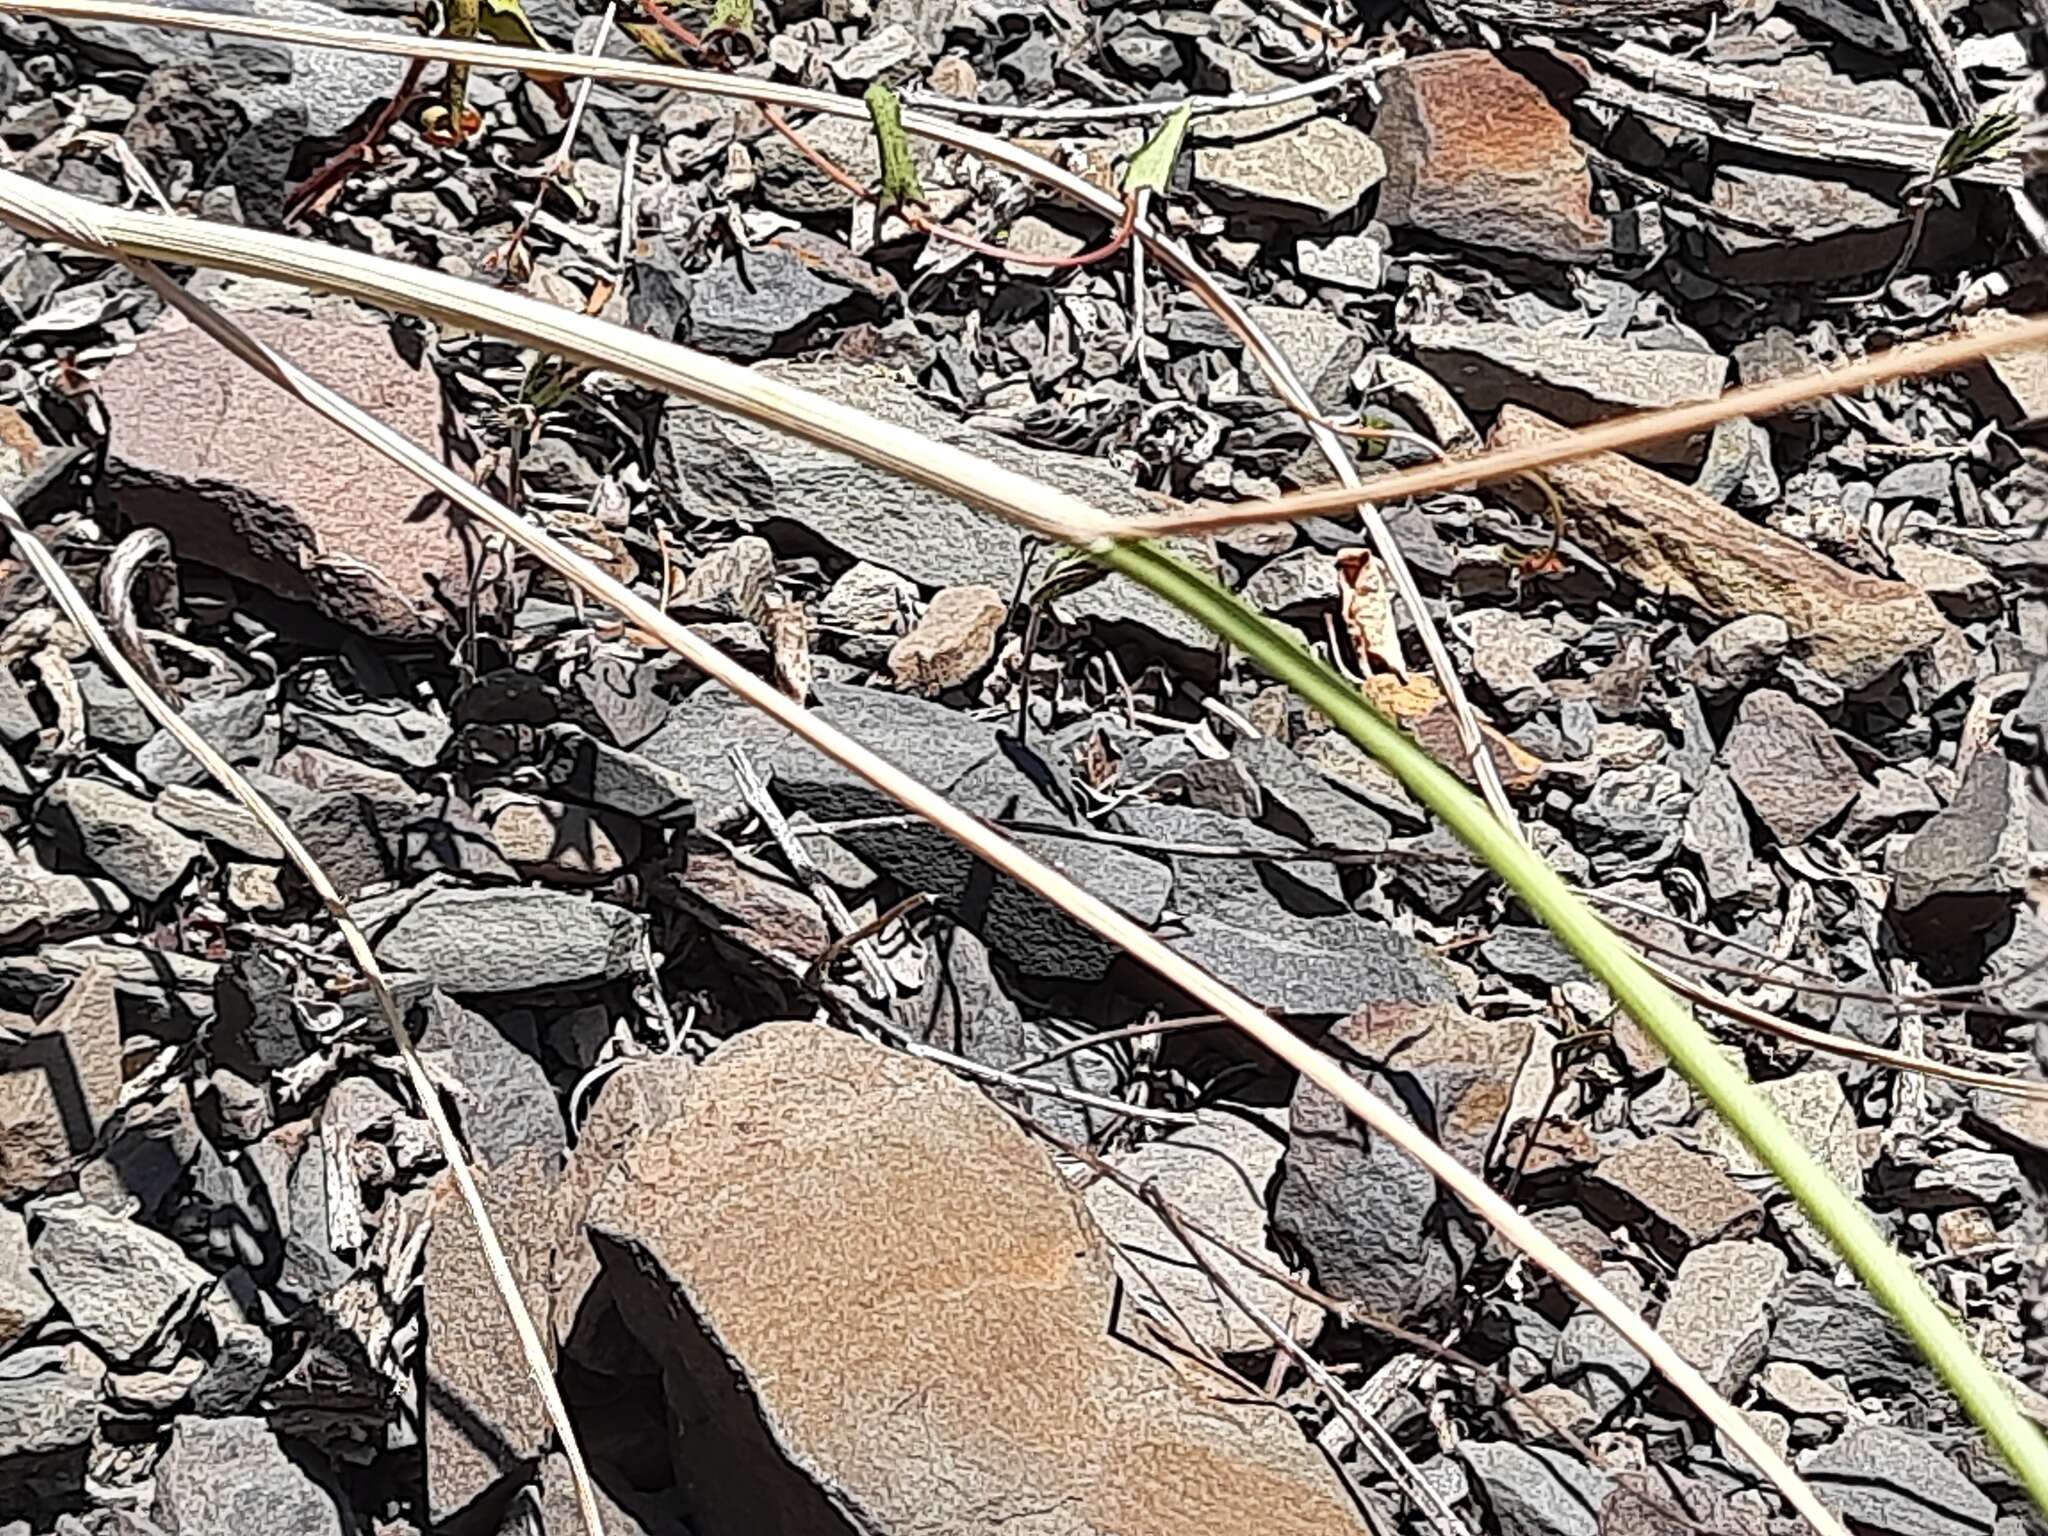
0,205,1854,1532
1124,317,2048,536
0,479,608,1536
0,0,1522,834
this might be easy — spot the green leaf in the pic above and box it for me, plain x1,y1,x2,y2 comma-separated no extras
475,0,548,50
865,81,924,210
1353,408,1402,462
1122,103,1191,196
711,0,756,40
1934,107,2020,182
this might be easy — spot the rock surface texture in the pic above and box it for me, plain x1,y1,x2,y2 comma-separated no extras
589,1023,1372,1536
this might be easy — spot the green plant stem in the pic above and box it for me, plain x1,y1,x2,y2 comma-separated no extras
1093,537,2048,1515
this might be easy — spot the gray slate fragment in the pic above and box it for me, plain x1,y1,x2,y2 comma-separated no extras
0,939,215,1037
362,887,640,995
1458,1440,1612,1536
1554,1267,1651,1417
1231,735,1390,852
1119,800,1442,1013
1684,614,1789,702
655,360,1165,613
1891,752,2029,914
1242,548,1341,613
1722,690,1861,844
31,1194,212,1363
153,785,283,860
1847,765,1942,841
286,667,450,771
1682,768,1771,905
137,689,276,788
1410,323,1726,464
687,233,897,361
0,1342,104,1498
896,913,1024,1074
1191,117,1386,227
1773,0,1908,52
1478,925,1588,988
410,990,565,1171
643,683,1170,980
1806,1425,1995,1536
36,777,202,903
0,1206,51,1352
460,722,693,823
1275,1003,1520,1329
1572,762,1689,875
1769,1270,1927,1391
0,844,131,946
153,1414,343,1536
1656,1239,1784,1394
74,662,157,749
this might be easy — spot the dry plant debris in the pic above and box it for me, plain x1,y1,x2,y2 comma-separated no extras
0,0,2046,1534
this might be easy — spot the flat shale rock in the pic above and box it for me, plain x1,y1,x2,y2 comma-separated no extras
1192,116,1386,228
1805,1424,1995,1536
0,963,123,1202
31,1194,211,1364
1721,690,1861,845
1115,803,1446,1014
644,682,1171,981
0,842,131,948
1588,1132,1763,1253
1707,166,1921,284
1655,1239,1784,1395
97,310,469,639
887,583,1007,695
688,232,899,361
588,1022,1371,1536
0,1207,51,1352
1408,323,1726,463
1082,1111,1311,1359
410,990,566,1170
153,1413,342,1536
0,1341,104,1501
1457,1440,1612,1536
1706,1069,1862,1194
56,0,406,138
1274,1002,1528,1329
1960,307,2048,425
1888,752,2029,956
1372,51,1606,265
425,1152,560,1526
1489,408,1954,689
35,777,203,904
360,887,639,995
656,362,1193,645
1769,1271,1927,1392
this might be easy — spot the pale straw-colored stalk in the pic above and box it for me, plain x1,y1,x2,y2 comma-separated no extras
0,0,1525,828
0,179,1857,1531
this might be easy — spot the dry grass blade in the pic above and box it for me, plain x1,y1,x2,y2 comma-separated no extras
0,482,609,1536
0,0,1522,832
1127,316,2048,536
1,207,1854,1533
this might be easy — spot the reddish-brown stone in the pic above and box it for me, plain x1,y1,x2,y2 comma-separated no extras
97,310,470,638
1372,50,1607,265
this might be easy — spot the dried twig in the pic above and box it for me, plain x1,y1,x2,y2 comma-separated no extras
1123,314,2048,537
1144,1188,1475,1536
